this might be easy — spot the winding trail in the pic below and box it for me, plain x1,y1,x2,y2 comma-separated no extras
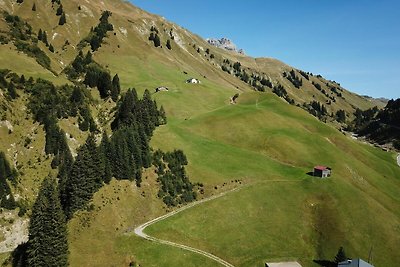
132,188,239,267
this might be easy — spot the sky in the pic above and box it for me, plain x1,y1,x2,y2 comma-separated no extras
130,0,400,99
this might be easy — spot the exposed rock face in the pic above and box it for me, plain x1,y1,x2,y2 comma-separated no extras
206,37,245,54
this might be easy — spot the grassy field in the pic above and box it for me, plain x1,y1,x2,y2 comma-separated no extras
142,92,400,267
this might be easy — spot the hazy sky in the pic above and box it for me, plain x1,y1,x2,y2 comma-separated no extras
131,0,399,99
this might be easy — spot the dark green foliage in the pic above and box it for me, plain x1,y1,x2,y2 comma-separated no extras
32,3,36,11
241,71,249,83
84,65,112,98
284,69,302,88
153,150,196,206
305,101,328,120
166,39,172,50
153,34,161,47
37,28,43,41
260,77,272,88
148,32,155,41
312,81,322,91
64,50,94,79
16,0,23,3
58,12,66,25
272,84,295,105
336,109,346,123
49,44,55,52
233,62,241,72
3,13,51,70
11,242,28,266
14,40,51,68
56,4,63,16
0,151,17,209
299,70,310,80
27,176,68,266
83,11,113,51
62,135,103,218
221,65,230,74
111,74,120,102
28,80,97,156
42,30,48,46
100,132,112,184
350,99,400,145
7,82,18,99
334,246,347,263
205,48,210,54
150,26,159,34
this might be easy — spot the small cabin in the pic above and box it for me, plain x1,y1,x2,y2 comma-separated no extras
313,166,332,178
155,86,169,92
186,78,200,84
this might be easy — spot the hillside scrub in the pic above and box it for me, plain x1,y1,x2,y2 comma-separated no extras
3,13,51,70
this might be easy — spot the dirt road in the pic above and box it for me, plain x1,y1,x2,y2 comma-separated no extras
132,189,238,267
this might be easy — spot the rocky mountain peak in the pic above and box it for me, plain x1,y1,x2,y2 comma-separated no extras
206,37,245,55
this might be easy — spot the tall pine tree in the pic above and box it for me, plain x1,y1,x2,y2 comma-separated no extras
27,176,68,267
111,74,121,102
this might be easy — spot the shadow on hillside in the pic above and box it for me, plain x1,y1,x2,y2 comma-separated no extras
313,259,337,267
306,171,315,177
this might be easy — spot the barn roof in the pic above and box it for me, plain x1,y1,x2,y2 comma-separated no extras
314,166,328,171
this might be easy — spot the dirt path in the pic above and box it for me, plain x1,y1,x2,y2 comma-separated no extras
397,154,400,167
132,188,239,267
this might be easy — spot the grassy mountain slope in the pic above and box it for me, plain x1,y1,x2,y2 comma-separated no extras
0,0,399,266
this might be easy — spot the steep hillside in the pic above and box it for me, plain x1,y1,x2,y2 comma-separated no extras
0,0,399,267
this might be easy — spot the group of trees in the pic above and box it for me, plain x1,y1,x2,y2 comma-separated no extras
64,50,121,101
153,150,197,206
54,1,67,25
148,26,162,48
81,11,113,51
28,79,97,134
3,13,51,69
84,64,120,100
335,109,346,123
305,100,328,120
283,69,302,89
60,88,167,217
273,84,295,104
349,99,400,147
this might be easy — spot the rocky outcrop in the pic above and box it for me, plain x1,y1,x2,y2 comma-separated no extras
206,37,245,55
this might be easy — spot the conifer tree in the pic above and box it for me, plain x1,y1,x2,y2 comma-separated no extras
0,152,16,209
111,74,121,102
7,82,17,99
166,39,172,50
27,176,68,267
32,3,36,11
100,131,112,184
49,44,55,53
56,4,63,16
37,29,43,41
59,12,66,25
62,135,103,218
42,30,48,46
84,51,92,65
153,34,161,47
